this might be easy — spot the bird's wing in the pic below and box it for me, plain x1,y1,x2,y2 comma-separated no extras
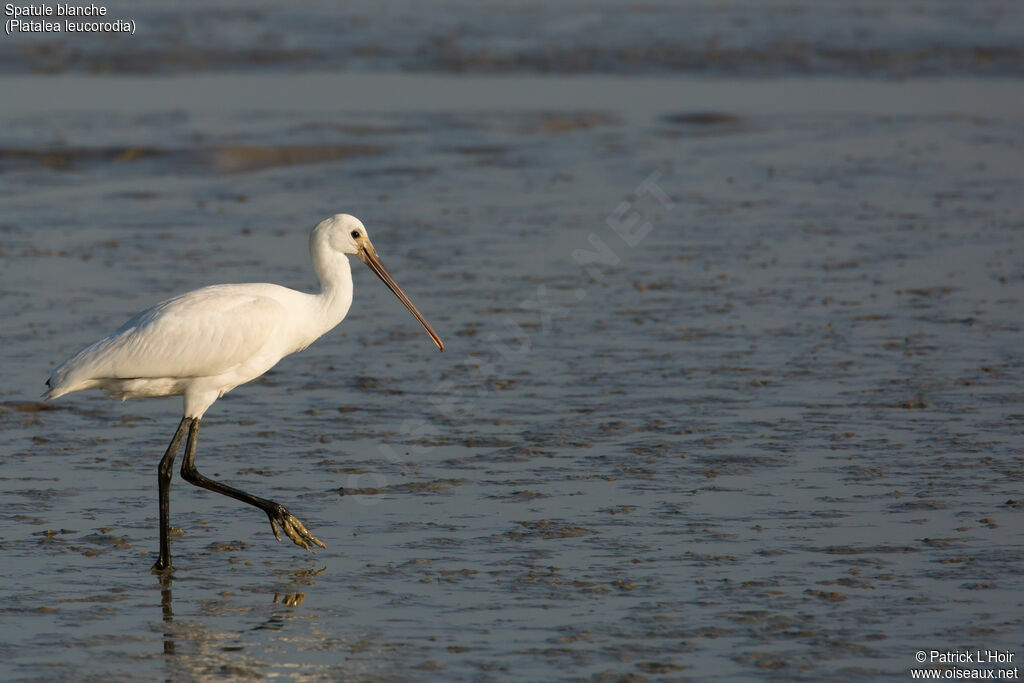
52,286,288,387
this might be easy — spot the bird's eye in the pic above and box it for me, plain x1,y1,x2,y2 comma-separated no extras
351,230,360,239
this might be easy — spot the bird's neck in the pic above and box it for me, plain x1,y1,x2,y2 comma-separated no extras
312,249,355,322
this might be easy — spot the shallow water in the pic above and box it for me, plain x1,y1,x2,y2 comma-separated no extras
1,70,1023,680
2,0,1023,77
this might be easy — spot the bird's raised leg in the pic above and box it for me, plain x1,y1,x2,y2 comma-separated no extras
179,419,326,552
153,417,192,572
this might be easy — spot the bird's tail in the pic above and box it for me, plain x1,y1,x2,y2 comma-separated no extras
42,377,56,401
42,374,72,401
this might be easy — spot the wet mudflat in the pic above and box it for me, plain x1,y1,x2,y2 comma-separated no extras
3,0,1023,77
0,71,1022,680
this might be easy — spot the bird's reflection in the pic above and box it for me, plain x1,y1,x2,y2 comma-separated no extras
273,592,307,607
156,564,326,660
157,572,175,656
287,565,328,586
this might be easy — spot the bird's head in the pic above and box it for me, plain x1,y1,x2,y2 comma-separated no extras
312,214,444,352
316,213,369,255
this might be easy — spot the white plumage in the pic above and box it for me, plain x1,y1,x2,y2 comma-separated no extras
46,283,346,417
46,214,443,416
44,214,444,571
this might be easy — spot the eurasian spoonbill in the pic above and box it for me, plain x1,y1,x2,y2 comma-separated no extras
44,214,444,571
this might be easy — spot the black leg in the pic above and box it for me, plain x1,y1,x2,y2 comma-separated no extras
152,417,191,572
179,419,325,552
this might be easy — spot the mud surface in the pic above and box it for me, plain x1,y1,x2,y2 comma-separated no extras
0,34,1022,683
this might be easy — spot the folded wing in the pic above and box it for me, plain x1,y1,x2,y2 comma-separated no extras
46,285,287,398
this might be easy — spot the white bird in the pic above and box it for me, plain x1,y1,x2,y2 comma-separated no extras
44,214,444,571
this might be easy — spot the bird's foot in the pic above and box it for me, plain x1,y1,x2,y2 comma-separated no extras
266,504,326,552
